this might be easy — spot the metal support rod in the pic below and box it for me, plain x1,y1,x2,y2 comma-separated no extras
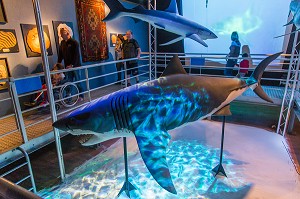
31,0,65,181
219,116,225,164
123,138,129,190
9,80,28,142
212,116,227,177
117,138,136,198
16,147,37,193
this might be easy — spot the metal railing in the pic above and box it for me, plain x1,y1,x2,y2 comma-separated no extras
0,147,37,194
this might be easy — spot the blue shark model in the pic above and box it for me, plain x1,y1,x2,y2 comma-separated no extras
53,52,281,194
276,0,300,38
102,0,217,47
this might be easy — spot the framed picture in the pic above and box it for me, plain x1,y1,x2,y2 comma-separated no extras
20,24,53,57
110,33,117,47
52,21,74,54
0,29,19,53
110,33,127,47
0,0,7,24
0,58,10,91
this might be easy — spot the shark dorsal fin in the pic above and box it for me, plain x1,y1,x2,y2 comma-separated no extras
165,0,179,14
160,55,187,77
213,105,232,116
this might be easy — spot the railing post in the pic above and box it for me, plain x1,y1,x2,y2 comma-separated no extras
16,147,37,193
32,0,65,181
9,79,28,143
124,62,128,87
84,68,91,102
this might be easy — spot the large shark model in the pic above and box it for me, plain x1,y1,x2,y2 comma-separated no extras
53,52,281,194
102,0,217,47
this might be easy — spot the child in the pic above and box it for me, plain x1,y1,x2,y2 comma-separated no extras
51,63,65,86
238,53,249,77
40,63,65,106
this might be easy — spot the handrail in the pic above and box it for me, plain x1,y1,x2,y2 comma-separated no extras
0,177,41,199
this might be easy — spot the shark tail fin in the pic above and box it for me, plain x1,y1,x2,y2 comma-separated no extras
103,0,125,21
246,52,282,103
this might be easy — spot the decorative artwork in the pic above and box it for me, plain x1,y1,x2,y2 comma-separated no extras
52,21,74,54
20,24,53,57
75,0,108,62
110,33,117,47
110,33,127,47
0,58,10,91
0,29,19,53
0,0,7,24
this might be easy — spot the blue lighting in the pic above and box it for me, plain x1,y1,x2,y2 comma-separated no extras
39,140,250,198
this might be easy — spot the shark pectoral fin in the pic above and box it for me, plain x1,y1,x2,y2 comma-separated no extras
154,22,165,29
213,105,232,116
160,36,185,46
134,129,177,194
188,34,208,47
253,85,273,103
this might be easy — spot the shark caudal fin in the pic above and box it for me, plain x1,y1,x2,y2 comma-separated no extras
102,0,125,22
246,52,282,103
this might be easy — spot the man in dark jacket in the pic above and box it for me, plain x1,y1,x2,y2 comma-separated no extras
58,28,84,100
122,30,141,86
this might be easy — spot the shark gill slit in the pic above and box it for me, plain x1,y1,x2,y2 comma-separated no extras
111,95,133,134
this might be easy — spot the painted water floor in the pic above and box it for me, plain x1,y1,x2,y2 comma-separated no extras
39,120,300,199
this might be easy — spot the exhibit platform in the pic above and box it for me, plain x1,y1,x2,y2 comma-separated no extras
36,120,300,199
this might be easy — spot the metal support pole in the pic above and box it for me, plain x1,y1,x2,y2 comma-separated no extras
84,68,91,102
16,147,37,193
124,62,128,87
148,0,157,80
277,32,300,136
212,116,227,177
117,138,136,198
31,0,65,181
9,79,28,143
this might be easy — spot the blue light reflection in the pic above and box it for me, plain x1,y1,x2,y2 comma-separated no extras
39,140,251,198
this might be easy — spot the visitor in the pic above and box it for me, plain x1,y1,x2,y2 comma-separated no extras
237,53,250,78
115,34,124,85
57,27,84,101
224,31,241,77
122,30,141,87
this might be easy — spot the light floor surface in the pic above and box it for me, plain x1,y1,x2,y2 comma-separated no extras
39,120,300,199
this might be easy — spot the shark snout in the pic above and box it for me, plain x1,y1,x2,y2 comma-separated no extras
210,32,218,39
53,118,71,132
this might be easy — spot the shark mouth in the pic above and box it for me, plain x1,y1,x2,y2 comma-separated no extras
78,134,94,145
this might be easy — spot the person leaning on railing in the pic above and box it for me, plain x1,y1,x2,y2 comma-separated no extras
57,27,84,102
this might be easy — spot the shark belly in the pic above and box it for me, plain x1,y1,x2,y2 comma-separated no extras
120,12,197,36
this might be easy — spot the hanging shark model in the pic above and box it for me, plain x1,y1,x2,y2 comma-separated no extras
275,0,300,38
102,0,217,47
53,52,281,194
